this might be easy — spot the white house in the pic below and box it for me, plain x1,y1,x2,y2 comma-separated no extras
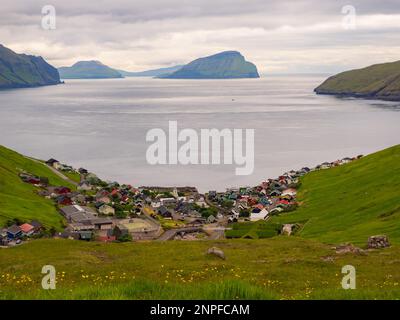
250,208,269,221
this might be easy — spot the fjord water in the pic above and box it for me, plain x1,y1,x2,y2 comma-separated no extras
0,75,399,191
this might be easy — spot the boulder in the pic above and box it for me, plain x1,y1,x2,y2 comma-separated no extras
334,243,364,255
207,247,225,260
282,224,294,236
367,235,390,249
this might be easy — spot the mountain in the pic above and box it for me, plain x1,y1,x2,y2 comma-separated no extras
117,65,184,77
270,144,400,245
315,60,400,101
0,44,61,89
160,51,260,79
58,61,123,79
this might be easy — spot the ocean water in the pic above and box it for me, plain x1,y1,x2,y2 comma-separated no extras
0,75,399,191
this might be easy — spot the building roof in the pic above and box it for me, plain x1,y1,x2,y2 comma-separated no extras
7,225,22,234
46,158,59,164
60,205,96,218
20,223,34,233
69,212,96,223
30,220,42,228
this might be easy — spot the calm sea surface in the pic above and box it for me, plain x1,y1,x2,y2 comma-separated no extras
1,75,399,191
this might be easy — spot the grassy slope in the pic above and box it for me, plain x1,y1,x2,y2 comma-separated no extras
0,237,399,299
315,60,400,100
0,145,74,229
270,145,400,245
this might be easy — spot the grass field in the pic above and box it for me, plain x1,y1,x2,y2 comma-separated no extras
225,221,281,239
0,237,399,299
269,144,400,245
0,145,75,229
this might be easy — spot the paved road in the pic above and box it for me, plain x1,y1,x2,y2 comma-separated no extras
157,226,202,241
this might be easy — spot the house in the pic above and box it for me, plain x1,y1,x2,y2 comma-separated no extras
269,190,282,197
78,231,93,241
30,220,43,232
60,205,97,223
98,204,115,215
160,197,177,206
69,222,95,231
341,157,353,164
206,215,216,224
320,162,332,169
250,208,269,221
46,158,61,169
56,195,73,205
252,203,264,211
228,216,238,223
78,168,88,175
91,218,113,230
208,191,217,199
78,181,92,191
20,223,35,236
0,229,9,245
282,188,297,197
72,194,87,205
7,225,22,239
269,207,284,215
96,196,111,204
158,206,172,218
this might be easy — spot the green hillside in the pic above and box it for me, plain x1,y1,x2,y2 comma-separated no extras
270,145,400,245
0,44,61,89
315,60,400,101
0,145,74,229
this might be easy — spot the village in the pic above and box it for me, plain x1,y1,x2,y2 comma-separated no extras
0,155,362,247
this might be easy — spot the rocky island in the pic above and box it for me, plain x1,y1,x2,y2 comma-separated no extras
58,60,123,79
160,51,260,79
0,44,61,89
315,60,400,101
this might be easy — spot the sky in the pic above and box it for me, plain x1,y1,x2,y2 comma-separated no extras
1,0,400,74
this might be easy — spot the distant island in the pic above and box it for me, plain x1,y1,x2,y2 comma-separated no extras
117,65,184,77
315,60,400,101
58,61,123,79
0,44,61,89
159,51,260,79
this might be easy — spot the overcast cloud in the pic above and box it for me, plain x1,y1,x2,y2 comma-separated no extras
1,0,399,73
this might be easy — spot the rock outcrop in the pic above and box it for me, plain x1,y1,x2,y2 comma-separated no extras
367,235,390,249
207,247,226,260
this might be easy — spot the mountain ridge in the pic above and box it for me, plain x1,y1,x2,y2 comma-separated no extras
58,60,123,79
315,60,400,101
0,44,61,89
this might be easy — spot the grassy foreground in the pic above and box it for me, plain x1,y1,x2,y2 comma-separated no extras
0,145,74,229
0,237,399,299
